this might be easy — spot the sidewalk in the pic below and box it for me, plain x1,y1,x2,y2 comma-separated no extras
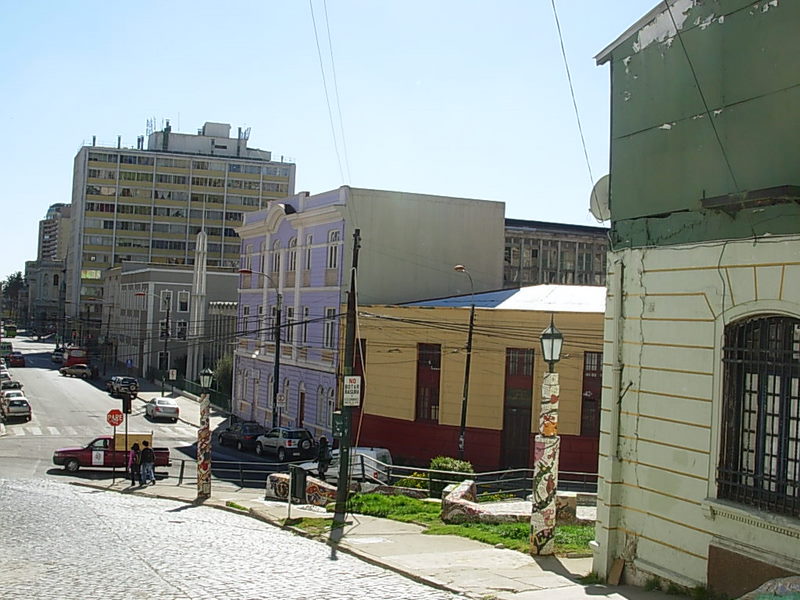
69,389,677,600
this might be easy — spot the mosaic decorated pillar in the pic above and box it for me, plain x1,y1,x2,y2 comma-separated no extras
196,393,211,500
531,371,560,555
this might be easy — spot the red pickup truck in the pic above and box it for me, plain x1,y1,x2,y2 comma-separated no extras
53,435,171,473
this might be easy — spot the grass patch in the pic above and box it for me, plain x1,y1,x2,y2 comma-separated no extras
225,501,248,512
287,517,333,536
579,572,605,585
339,493,595,556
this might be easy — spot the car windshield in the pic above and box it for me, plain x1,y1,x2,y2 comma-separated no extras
156,399,176,406
9,400,28,407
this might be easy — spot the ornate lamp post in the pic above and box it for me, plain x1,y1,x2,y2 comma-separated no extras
196,367,214,501
238,268,282,428
453,264,475,461
531,315,563,555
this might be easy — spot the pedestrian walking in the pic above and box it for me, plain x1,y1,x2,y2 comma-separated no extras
316,436,332,481
140,440,156,485
127,443,141,485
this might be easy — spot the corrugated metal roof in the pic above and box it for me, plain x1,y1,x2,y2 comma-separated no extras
404,284,606,313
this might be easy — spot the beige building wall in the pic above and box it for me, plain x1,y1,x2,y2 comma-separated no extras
595,235,800,587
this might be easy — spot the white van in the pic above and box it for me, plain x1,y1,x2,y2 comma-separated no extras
300,446,393,483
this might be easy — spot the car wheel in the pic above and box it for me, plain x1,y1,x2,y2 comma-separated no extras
65,459,80,473
82,373,89,379
277,447,286,462
300,439,311,451
172,418,178,423
236,440,243,452
255,442,263,456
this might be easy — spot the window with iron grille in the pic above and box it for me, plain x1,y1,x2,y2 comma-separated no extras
719,315,800,518
415,343,441,422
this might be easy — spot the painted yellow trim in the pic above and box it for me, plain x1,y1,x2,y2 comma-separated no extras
618,456,709,480
725,267,736,305
600,527,708,560
619,410,711,430
753,266,759,301
623,364,713,377
645,261,800,273
618,434,710,455
634,387,712,403
622,340,715,351
603,479,702,506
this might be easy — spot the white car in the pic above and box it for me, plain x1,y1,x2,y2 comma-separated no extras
144,397,180,422
299,447,393,483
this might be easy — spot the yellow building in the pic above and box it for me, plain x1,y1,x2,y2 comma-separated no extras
66,121,296,335
352,285,605,472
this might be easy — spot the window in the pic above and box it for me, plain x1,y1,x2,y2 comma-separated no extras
581,352,602,437
160,290,172,312
178,291,189,312
267,305,278,342
305,235,313,270
271,240,281,273
176,320,188,340
317,385,326,426
285,307,294,343
506,348,533,377
327,388,335,428
323,308,337,348
416,344,441,422
242,305,250,335
719,315,800,518
159,319,170,340
327,230,340,269
287,237,297,272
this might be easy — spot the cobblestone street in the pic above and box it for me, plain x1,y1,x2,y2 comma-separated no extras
0,479,458,600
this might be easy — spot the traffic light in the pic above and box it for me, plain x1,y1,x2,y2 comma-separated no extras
122,393,132,414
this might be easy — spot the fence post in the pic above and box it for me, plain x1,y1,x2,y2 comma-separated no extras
178,460,185,485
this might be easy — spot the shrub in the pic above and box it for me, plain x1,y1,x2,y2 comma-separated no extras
394,472,429,489
428,456,474,498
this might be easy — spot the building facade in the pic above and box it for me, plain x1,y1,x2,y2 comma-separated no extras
38,203,70,262
234,186,505,438
352,285,605,472
504,219,608,287
103,262,238,379
594,1,800,596
66,121,296,341
23,260,65,336
207,301,238,367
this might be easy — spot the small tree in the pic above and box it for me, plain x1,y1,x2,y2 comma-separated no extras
213,354,233,396
429,456,474,498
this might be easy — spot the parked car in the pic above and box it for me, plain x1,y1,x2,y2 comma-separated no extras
51,348,65,363
52,434,170,473
217,420,267,452
59,363,93,379
254,427,316,461
7,352,25,367
109,376,139,396
1,379,23,391
1,397,31,422
0,371,10,382
144,397,179,422
1,389,26,402
299,447,393,483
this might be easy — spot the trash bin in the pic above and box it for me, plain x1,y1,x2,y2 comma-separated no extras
290,465,307,502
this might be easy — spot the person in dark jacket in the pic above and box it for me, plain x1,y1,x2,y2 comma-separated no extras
140,440,156,485
127,443,140,485
316,437,332,481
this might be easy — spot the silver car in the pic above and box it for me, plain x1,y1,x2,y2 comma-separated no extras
144,397,180,422
2,398,31,421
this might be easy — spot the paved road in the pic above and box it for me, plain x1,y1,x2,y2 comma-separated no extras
1,478,459,600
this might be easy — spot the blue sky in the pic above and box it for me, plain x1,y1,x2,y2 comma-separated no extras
0,0,655,279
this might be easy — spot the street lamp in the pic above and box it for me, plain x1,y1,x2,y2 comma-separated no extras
531,314,564,555
453,264,475,461
135,291,171,397
238,268,282,428
196,367,214,501
539,315,563,372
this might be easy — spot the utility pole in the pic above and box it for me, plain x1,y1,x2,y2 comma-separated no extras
333,228,361,525
162,295,170,397
272,292,282,427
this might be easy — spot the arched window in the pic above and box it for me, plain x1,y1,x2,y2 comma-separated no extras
53,274,59,287
327,230,340,269
271,240,281,273
317,385,325,425
287,237,297,272
718,314,800,518
326,388,336,428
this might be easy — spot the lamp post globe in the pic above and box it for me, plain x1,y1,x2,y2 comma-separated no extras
540,316,563,373
199,367,214,390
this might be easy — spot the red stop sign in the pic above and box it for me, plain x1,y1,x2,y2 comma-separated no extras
107,409,124,427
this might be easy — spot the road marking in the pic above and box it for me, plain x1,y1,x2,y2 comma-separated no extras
28,427,42,436
62,426,78,436
47,427,60,435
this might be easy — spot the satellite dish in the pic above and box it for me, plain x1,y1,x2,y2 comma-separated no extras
589,174,610,222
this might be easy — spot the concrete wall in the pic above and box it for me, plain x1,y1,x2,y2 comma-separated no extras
594,236,800,587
